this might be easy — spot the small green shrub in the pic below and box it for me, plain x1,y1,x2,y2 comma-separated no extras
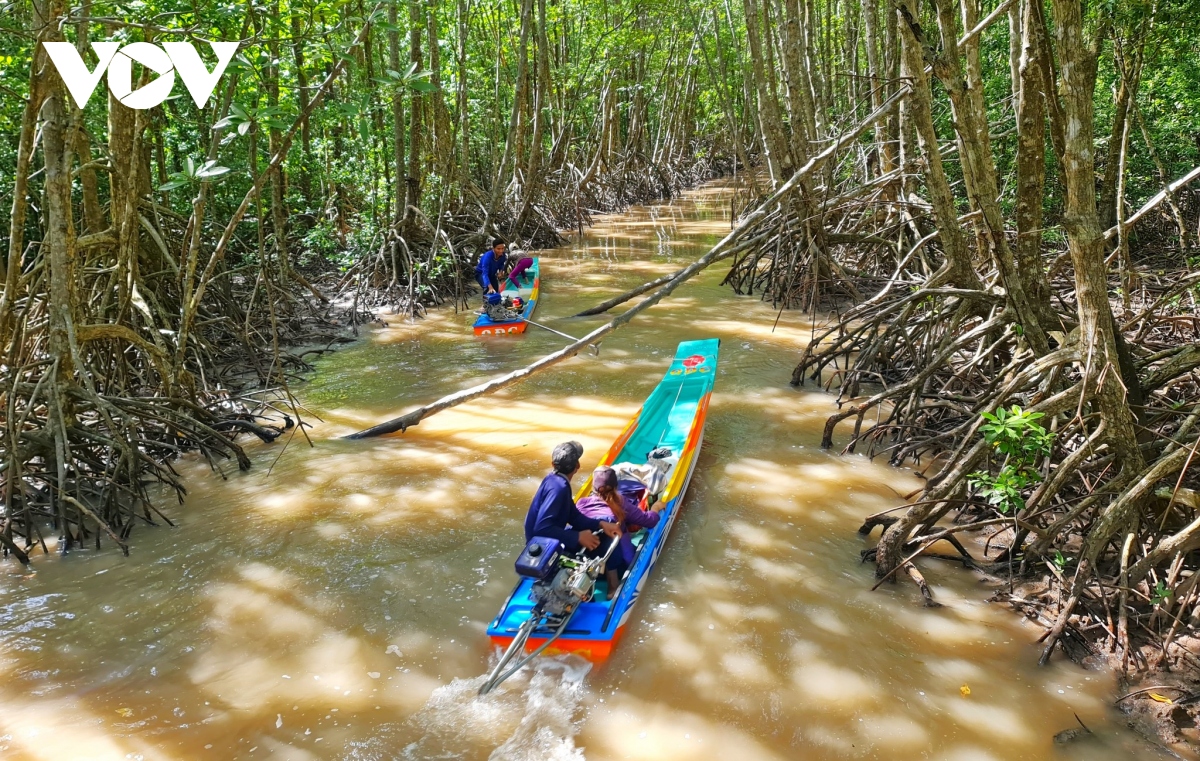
968,405,1054,515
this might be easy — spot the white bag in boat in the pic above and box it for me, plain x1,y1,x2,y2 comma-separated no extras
613,449,676,496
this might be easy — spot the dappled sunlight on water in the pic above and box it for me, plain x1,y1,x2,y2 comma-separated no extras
583,692,789,760
0,180,1158,760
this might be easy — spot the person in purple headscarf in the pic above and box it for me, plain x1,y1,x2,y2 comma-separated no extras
576,465,664,599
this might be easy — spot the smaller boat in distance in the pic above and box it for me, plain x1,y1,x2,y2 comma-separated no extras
479,339,719,693
473,257,539,336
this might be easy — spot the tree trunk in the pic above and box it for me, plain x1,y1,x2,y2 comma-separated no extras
861,0,885,174
403,0,425,234
75,129,104,236
1098,48,1137,231
1132,101,1191,249
1,5,53,295
515,0,554,232
42,3,79,393
882,0,899,172
1007,0,1021,109
704,6,757,191
1047,0,1146,568
893,1,982,291
389,0,405,225
1012,0,1050,309
107,88,139,319
456,0,470,185
489,0,531,215
291,10,313,209
426,2,455,183
744,0,793,183
929,0,1049,353
267,2,289,281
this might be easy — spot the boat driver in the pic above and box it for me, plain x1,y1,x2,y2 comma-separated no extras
474,239,509,298
524,441,621,552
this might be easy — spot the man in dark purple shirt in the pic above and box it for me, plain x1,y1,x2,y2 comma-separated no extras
524,441,619,552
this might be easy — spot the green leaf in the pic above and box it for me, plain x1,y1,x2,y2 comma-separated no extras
196,162,231,179
1152,581,1174,606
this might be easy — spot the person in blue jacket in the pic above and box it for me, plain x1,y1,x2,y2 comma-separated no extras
524,441,620,552
474,241,495,293
494,241,509,279
474,239,509,297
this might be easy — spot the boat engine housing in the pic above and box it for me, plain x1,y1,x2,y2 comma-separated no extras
535,562,597,616
515,537,562,580
515,536,609,617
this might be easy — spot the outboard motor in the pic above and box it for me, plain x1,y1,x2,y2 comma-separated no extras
481,534,617,695
515,536,609,617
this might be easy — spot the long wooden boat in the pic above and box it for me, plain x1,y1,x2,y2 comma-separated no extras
486,338,720,661
473,257,540,336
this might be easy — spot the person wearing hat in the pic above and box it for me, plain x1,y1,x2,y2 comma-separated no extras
524,441,621,553
576,465,665,599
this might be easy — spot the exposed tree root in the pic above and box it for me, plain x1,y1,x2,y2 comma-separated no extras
782,163,1200,671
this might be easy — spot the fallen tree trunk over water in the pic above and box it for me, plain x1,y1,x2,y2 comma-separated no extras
346,86,912,439
571,272,676,317
345,216,757,438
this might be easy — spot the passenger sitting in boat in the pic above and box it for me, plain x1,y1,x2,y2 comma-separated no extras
576,465,664,599
506,256,534,289
524,441,621,553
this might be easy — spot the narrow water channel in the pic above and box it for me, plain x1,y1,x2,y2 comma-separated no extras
0,181,1156,759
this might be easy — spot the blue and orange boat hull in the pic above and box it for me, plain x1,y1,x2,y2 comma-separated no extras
486,338,720,661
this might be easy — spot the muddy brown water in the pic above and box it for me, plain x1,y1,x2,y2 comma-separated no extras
0,181,1162,759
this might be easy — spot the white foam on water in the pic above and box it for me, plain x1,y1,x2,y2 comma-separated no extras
401,654,592,760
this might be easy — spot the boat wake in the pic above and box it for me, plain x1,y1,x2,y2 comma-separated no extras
401,655,593,761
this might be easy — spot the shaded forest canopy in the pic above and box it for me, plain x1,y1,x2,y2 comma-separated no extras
4,0,1200,679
